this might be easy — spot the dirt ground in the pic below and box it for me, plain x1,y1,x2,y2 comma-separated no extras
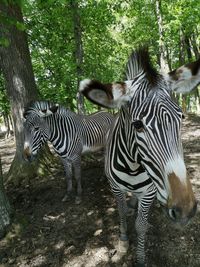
0,114,200,267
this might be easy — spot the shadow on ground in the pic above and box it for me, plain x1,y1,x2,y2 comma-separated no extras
0,114,200,267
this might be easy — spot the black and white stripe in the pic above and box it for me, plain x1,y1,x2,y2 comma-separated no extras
104,51,184,265
23,101,114,203
79,47,200,266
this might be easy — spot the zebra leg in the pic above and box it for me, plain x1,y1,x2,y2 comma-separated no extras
111,191,129,263
127,193,138,217
117,192,129,243
135,185,156,266
62,159,73,202
127,193,138,209
73,157,82,204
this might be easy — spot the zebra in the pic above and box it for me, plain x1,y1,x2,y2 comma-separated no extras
79,47,199,266
23,101,114,204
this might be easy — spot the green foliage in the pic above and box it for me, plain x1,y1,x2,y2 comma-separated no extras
23,1,76,109
0,38,10,47
0,0,26,47
1,0,24,6
0,0,199,115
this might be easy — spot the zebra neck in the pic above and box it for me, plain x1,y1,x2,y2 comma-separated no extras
44,116,58,142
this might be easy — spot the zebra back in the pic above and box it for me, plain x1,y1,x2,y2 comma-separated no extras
23,101,114,149
23,101,59,118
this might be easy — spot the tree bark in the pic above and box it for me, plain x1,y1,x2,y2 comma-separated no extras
165,43,172,71
0,156,11,239
184,36,192,61
0,2,52,183
70,0,85,114
154,0,169,72
179,28,186,65
190,32,200,59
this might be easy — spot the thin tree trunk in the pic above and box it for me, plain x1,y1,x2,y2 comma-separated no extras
70,0,85,114
154,0,169,72
184,35,193,113
179,29,185,65
195,88,200,114
184,36,192,61
165,43,172,71
8,114,14,135
0,156,11,239
177,29,187,112
190,32,200,59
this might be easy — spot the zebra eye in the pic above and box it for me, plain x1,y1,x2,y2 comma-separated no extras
34,126,40,131
133,120,144,132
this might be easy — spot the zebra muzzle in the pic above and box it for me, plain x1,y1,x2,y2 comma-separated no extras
168,200,197,225
166,172,197,225
23,147,35,162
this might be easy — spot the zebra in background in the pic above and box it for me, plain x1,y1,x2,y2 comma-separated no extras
23,101,114,204
79,48,199,266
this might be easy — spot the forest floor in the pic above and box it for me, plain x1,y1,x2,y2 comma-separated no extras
0,114,200,267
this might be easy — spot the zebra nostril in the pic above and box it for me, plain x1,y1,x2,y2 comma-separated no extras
168,206,182,221
23,147,32,162
169,208,176,220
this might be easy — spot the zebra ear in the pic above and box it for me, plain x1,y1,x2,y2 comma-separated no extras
39,104,59,117
23,111,28,119
166,58,200,94
49,105,59,113
79,79,133,109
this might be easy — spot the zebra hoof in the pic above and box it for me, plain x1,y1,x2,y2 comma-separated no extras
75,196,82,204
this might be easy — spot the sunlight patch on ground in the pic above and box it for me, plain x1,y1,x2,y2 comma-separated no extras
54,240,65,250
29,254,47,267
63,246,109,267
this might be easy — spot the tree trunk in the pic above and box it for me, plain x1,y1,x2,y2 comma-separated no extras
195,88,200,114
154,0,169,72
70,0,85,114
0,2,53,183
190,31,200,59
0,156,11,239
165,43,172,71
182,94,187,113
184,36,192,61
179,28,186,65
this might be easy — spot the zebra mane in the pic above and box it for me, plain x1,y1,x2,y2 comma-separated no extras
126,47,159,85
23,101,69,118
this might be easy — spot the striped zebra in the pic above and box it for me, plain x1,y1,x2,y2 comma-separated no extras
23,101,114,204
79,48,199,266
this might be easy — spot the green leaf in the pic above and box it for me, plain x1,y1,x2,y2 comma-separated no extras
0,38,10,47
16,21,26,31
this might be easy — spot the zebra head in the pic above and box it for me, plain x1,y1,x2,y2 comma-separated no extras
23,101,58,162
79,48,200,224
